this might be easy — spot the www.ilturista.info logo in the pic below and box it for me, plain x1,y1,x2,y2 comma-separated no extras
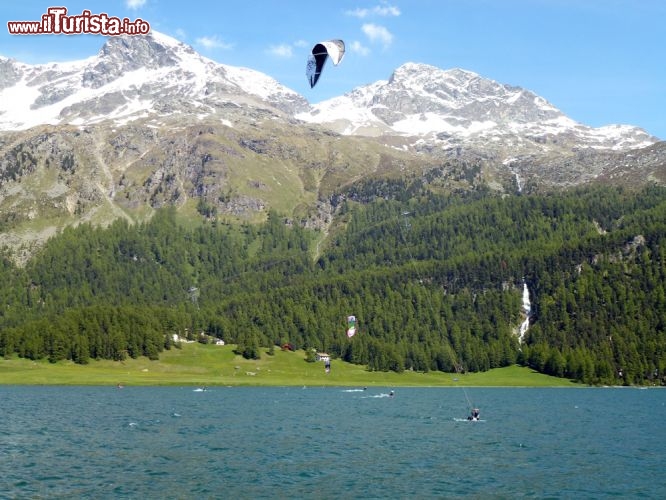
7,7,150,36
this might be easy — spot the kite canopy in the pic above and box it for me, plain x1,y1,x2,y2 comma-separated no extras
306,39,345,88
346,315,356,338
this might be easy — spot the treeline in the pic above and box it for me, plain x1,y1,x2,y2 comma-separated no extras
1,184,665,385
0,304,184,363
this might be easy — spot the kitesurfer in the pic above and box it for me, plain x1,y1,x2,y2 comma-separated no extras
468,408,480,420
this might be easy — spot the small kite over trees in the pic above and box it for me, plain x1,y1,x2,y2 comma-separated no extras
346,315,356,338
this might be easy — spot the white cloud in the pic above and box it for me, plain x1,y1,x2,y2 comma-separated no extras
362,23,393,47
125,0,147,9
350,40,370,56
346,4,401,18
293,39,309,48
268,44,293,58
195,36,234,51
174,28,187,41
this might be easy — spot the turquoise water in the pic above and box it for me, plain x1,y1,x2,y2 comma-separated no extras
1,386,664,499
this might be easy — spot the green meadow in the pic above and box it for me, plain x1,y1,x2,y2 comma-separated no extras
0,343,576,387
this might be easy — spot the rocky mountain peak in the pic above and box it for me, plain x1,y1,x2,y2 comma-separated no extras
298,61,657,155
0,30,308,131
82,32,197,89
388,63,476,88
101,33,179,66
380,62,559,122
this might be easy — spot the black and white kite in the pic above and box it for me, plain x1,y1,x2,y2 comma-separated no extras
306,39,345,88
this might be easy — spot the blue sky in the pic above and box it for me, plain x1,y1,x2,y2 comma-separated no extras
2,1,664,139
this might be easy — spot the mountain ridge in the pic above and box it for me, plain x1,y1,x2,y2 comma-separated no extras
0,32,659,147
0,31,308,132
296,61,657,155
1,31,665,261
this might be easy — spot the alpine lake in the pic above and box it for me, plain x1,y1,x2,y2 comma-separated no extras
2,384,664,498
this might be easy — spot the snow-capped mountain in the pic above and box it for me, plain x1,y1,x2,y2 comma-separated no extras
0,34,658,156
0,31,307,131
1,34,665,260
296,62,657,155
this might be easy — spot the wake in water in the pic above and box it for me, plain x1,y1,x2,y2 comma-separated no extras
341,388,368,393
361,392,394,399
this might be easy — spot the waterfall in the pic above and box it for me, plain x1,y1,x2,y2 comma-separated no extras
518,282,531,343
514,171,523,193
502,158,523,193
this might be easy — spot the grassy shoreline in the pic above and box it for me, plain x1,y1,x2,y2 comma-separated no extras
0,343,577,387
